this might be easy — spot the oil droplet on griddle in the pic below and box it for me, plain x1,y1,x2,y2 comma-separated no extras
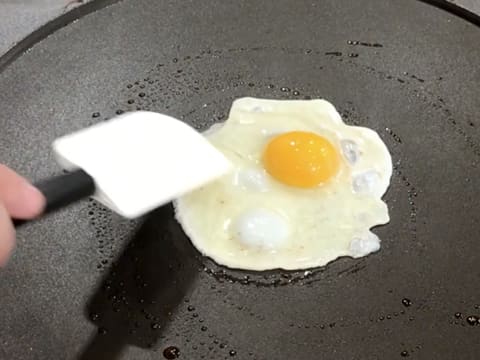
466,315,479,325
92,112,100,118
385,128,402,143
325,51,342,56
410,74,425,83
163,346,180,359
98,327,108,335
280,87,290,92
229,350,237,356
454,312,462,319
402,298,412,307
187,305,195,312
401,350,409,357
293,90,300,96
241,276,250,285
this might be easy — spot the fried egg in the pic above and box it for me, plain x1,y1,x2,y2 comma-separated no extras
174,98,392,271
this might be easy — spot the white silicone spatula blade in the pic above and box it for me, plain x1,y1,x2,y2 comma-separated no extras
52,111,231,218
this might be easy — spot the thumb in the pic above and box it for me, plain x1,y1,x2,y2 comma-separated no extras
0,202,15,267
0,165,45,219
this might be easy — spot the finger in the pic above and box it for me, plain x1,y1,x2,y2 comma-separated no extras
0,164,45,219
0,202,15,267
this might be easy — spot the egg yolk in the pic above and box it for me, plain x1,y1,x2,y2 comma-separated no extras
263,131,340,188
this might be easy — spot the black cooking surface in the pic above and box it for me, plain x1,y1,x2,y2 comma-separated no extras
0,0,479,359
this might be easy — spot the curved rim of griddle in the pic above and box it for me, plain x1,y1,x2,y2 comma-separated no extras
0,0,478,73
0,0,123,72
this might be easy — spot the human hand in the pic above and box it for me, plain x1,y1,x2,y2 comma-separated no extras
0,165,45,266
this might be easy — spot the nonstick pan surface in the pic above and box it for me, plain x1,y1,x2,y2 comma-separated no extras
0,0,479,359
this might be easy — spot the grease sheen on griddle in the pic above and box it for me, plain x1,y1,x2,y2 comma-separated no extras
174,98,392,271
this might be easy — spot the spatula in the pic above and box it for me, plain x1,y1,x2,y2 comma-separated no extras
14,111,231,226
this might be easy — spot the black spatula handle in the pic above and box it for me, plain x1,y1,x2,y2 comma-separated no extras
13,169,95,228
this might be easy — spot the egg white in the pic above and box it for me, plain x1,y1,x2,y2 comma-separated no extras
174,98,392,271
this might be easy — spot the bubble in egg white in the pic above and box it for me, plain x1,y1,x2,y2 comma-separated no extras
250,103,274,113
233,208,290,249
349,232,381,257
353,170,381,195
341,139,360,165
234,169,270,192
